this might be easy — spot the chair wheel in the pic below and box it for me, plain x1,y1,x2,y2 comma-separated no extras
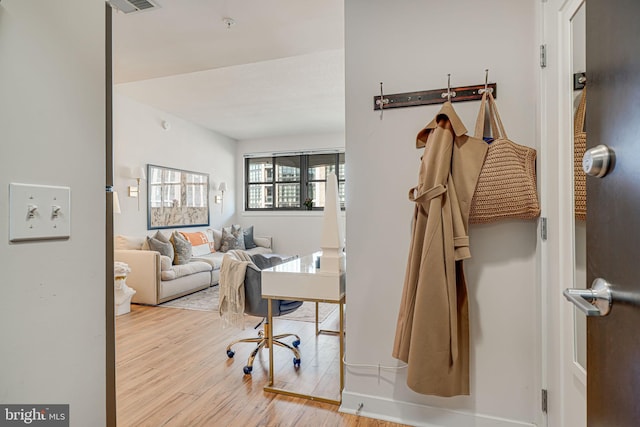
293,357,301,368
243,365,253,375
226,350,235,358
292,339,300,348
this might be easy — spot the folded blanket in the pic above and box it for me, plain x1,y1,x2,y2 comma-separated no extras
218,250,255,329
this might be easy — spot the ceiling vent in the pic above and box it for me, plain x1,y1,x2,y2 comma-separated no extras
108,0,159,14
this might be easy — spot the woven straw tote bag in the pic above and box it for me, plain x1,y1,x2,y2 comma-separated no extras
469,92,541,224
574,87,587,221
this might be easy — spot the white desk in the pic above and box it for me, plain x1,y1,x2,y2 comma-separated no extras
261,251,345,405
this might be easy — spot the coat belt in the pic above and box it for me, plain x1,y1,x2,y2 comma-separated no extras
408,184,446,203
409,185,471,257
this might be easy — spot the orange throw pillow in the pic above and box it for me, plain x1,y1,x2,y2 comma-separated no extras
179,231,214,256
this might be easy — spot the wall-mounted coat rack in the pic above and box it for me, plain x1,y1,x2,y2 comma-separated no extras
573,72,586,90
373,82,497,111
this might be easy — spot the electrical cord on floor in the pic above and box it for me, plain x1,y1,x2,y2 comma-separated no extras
342,351,408,372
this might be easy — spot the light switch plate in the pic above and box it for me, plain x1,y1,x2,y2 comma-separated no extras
9,183,71,242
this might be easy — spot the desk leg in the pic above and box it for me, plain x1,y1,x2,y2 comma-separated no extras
315,302,319,335
263,296,343,406
339,299,344,393
267,298,274,387
317,301,341,336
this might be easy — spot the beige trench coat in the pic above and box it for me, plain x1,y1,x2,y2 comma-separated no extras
392,102,487,396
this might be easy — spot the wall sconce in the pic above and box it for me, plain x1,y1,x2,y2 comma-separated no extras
128,166,146,211
218,182,227,212
213,181,225,204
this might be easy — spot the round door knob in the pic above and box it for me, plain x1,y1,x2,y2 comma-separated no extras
583,144,613,177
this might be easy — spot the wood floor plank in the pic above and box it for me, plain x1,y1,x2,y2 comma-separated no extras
116,304,408,427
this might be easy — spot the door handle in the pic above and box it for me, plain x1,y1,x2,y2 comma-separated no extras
583,144,613,177
563,278,612,316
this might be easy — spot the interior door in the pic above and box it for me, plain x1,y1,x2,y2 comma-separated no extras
543,0,588,424
584,0,640,425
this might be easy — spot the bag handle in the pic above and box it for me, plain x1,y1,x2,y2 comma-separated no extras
474,92,489,139
474,91,508,140
487,92,508,139
575,87,587,133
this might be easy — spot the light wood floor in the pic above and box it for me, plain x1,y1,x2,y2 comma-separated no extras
116,303,409,427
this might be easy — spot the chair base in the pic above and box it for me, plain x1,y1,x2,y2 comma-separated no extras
226,322,301,375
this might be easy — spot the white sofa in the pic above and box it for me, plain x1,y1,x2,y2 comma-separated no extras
114,229,272,305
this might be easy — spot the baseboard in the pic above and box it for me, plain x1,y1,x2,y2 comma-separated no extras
340,391,536,427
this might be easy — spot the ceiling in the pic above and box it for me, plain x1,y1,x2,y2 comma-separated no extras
111,0,345,140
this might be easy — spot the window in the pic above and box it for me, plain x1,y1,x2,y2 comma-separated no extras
245,152,345,211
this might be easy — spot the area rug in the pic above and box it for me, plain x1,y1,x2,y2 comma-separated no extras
159,286,337,323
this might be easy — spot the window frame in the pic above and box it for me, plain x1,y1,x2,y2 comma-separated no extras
244,152,345,211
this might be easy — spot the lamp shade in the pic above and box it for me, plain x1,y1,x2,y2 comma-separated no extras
218,182,227,192
133,166,146,180
113,191,121,214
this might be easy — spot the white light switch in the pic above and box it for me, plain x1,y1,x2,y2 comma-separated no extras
9,183,71,242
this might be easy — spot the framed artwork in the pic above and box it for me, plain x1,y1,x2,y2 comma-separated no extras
147,164,210,229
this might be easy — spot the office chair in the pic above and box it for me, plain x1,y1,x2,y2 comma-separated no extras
225,254,303,375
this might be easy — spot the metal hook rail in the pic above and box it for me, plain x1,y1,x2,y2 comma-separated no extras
478,69,494,95
574,72,587,90
374,79,497,111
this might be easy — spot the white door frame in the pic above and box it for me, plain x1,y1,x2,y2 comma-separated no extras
540,0,587,426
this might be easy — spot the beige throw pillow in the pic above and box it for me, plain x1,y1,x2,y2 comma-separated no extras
206,228,223,251
146,236,174,260
115,235,146,250
170,231,192,265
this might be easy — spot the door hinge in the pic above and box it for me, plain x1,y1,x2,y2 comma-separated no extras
540,217,548,241
542,389,548,413
540,44,547,68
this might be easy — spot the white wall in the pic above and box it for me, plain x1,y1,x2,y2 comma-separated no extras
113,93,237,236
0,1,106,425
344,1,540,426
236,132,345,255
